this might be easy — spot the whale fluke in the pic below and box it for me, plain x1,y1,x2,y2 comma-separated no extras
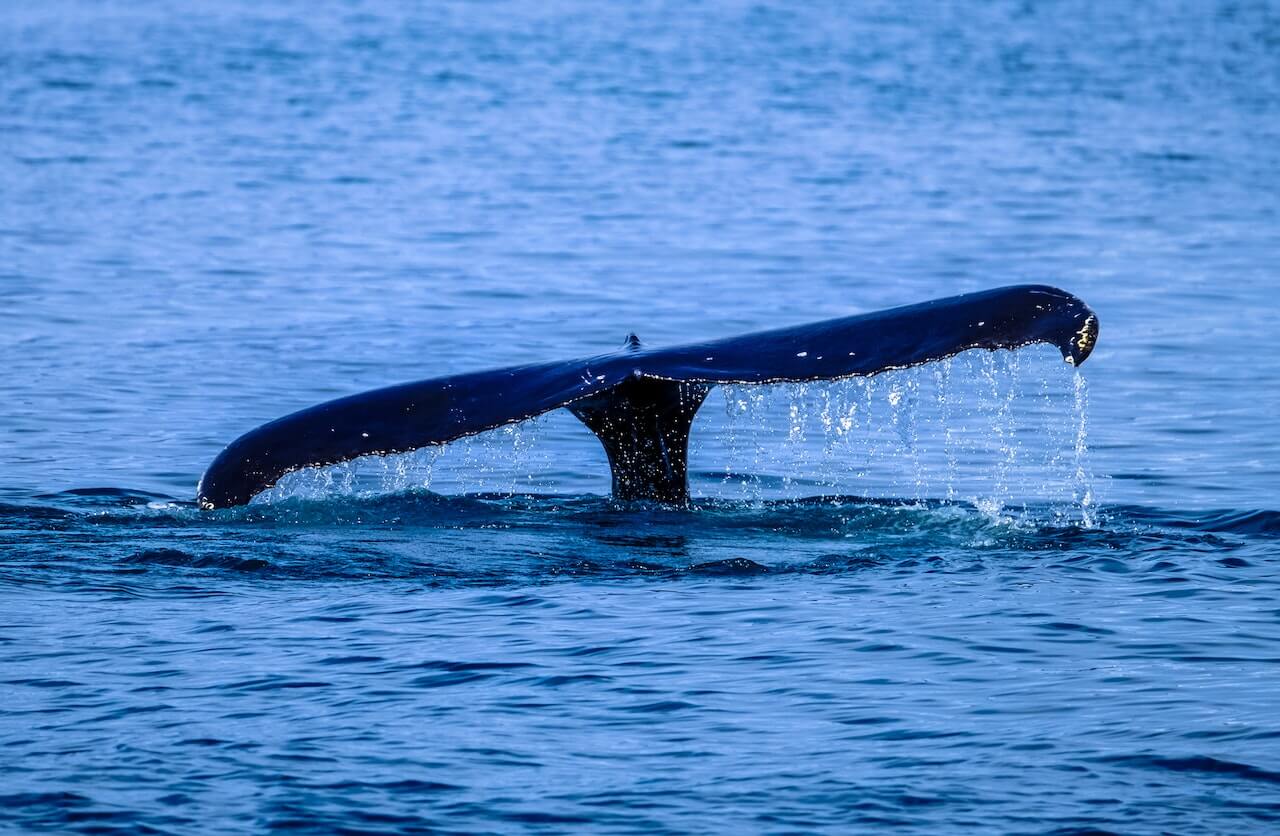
197,284,1098,509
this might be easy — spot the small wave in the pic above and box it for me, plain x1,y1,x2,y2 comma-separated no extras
687,557,771,576
1112,505,1280,537
1098,754,1280,785
34,487,179,507
120,548,271,572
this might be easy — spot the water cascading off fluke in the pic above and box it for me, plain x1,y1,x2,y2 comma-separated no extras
196,285,1098,509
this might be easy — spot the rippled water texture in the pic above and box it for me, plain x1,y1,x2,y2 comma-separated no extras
3,1,1279,832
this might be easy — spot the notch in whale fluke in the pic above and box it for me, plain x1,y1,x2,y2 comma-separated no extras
196,284,1099,510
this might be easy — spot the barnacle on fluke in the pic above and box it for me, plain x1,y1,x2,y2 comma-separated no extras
1070,314,1100,365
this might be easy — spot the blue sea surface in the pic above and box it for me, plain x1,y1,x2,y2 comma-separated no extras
3,0,1280,832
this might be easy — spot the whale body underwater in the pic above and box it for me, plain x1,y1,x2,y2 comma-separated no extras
196,284,1099,510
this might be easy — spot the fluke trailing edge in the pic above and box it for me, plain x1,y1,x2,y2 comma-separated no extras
197,285,1099,509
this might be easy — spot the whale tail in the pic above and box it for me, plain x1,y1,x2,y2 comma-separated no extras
197,284,1098,509
569,375,710,503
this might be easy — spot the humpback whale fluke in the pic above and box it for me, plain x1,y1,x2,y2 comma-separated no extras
196,285,1099,510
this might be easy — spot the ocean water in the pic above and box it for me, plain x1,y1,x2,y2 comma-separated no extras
2,0,1279,832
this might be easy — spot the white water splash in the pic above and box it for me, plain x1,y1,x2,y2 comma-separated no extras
693,345,1095,518
256,445,444,505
